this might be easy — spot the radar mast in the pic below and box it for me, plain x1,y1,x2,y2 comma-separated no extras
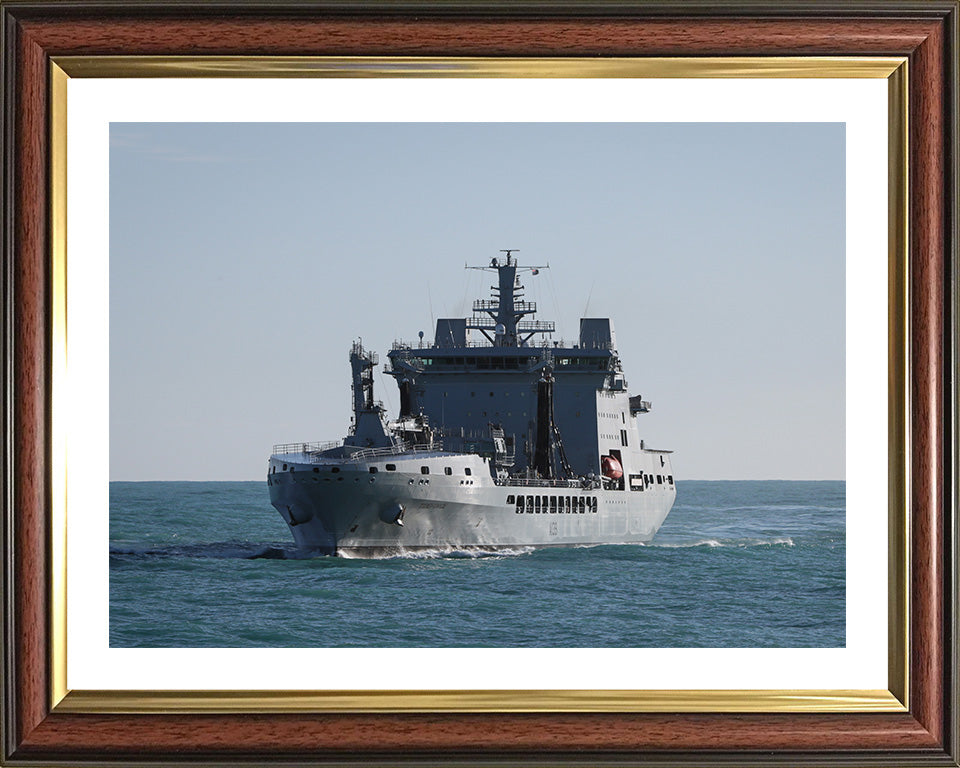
465,250,554,346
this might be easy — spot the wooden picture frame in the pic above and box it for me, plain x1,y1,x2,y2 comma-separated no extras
2,2,957,764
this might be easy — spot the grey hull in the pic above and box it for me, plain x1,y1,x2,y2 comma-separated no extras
268,452,675,555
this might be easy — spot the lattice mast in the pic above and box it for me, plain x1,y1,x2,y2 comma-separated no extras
466,249,554,346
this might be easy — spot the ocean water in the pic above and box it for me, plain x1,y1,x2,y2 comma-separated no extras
110,480,845,648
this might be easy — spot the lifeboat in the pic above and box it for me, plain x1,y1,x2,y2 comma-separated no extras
601,455,623,479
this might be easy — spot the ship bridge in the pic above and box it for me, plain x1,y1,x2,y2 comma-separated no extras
384,252,636,476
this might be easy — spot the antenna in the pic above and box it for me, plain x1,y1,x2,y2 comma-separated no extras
499,248,518,265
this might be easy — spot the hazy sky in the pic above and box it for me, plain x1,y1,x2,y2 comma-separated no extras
110,122,844,480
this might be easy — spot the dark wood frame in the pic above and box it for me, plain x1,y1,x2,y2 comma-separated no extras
2,2,957,765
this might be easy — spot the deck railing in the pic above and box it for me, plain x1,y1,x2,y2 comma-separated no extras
271,440,448,463
271,440,341,456
495,477,596,489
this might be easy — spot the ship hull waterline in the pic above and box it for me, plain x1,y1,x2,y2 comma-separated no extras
268,451,676,557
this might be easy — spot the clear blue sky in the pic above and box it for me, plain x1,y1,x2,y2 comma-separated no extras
110,122,844,480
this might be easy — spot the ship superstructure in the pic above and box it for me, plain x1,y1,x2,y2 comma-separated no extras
268,251,675,555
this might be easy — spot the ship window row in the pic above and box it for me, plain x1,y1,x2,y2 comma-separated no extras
628,473,675,490
511,495,598,514
278,462,476,477
555,357,609,369
421,465,472,476
413,355,607,370
417,356,532,369
642,473,674,485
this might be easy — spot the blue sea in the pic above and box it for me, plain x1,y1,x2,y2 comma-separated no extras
109,480,845,648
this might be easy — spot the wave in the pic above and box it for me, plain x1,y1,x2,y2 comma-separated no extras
110,541,305,560
645,537,795,549
110,537,796,561
677,505,845,513
110,541,538,561
337,545,537,560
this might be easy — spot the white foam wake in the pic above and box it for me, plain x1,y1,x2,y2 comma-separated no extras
336,545,537,560
649,537,794,549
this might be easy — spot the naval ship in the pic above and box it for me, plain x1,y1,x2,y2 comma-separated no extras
268,251,675,556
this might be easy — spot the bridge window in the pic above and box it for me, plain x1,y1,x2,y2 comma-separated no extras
526,495,534,512
369,467,378,474
550,497,557,512
444,467,452,475
464,467,472,476
507,495,515,504
386,464,396,471
668,475,674,485
421,466,430,474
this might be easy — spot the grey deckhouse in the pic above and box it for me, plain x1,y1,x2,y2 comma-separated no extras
385,250,648,478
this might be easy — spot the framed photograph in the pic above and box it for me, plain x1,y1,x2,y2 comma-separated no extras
2,2,957,765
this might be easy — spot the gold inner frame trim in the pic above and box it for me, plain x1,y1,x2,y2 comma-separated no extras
53,55,905,79
48,55,910,715
886,60,910,710
50,61,69,710
57,688,903,714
